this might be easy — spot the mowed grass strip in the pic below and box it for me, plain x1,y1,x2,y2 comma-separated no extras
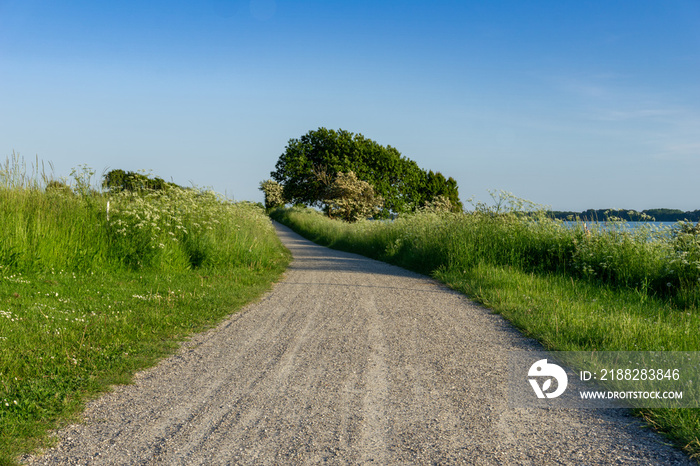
0,158,291,465
271,205,700,460
0,267,288,464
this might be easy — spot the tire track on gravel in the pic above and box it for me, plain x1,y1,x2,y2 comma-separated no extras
24,221,693,465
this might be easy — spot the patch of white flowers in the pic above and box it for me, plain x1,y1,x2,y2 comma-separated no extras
2,274,31,284
103,185,275,269
0,310,21,322
107,186,249,243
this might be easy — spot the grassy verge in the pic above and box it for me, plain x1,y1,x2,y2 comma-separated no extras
270,205,700,460
0,157,291,464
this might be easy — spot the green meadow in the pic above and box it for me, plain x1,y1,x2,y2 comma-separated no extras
0,156,290,464
271,198,700,459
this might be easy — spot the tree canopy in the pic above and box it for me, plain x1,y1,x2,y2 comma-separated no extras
270,128,462,216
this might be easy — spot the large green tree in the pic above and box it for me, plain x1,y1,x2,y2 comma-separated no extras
271,128,462,215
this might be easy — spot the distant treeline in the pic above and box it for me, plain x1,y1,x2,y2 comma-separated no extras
548,208,700,222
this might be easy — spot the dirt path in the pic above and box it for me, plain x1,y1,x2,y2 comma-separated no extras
25,222,692,465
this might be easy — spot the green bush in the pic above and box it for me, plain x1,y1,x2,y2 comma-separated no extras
259,179,286,209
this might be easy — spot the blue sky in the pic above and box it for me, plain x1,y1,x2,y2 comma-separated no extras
1,0,699,211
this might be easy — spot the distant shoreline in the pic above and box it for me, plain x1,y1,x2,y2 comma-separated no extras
548,208,699,222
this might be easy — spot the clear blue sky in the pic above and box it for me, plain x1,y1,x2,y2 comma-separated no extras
2,0,699,211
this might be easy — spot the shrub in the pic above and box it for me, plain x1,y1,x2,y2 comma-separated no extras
324,171,384,222
45,180,73,195
103,169,175,193
421,195,454,213
259,179,285,209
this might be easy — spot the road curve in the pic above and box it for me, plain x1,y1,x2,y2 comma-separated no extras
25,222,691,465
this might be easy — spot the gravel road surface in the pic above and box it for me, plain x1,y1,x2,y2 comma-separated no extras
25,222,692,465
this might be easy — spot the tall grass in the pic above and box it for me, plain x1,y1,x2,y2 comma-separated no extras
0,154,281,275
270,197,700,458
0,154,290,464
271,194,700,309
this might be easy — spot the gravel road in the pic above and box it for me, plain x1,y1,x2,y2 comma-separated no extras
25,222,692,465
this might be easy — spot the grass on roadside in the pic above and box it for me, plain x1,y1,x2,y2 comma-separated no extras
0,267,287,462
270,204,700,460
